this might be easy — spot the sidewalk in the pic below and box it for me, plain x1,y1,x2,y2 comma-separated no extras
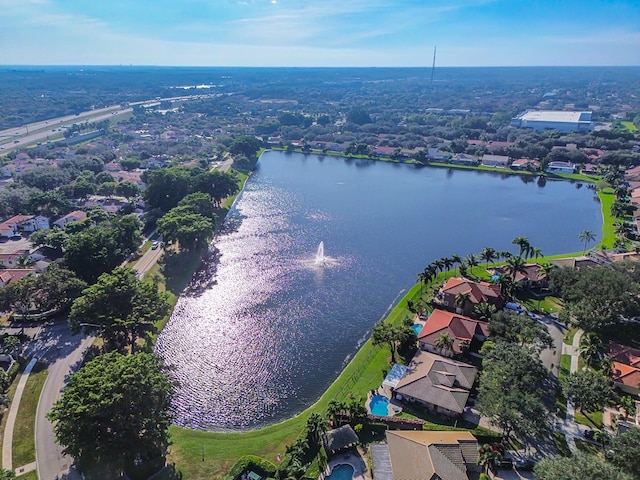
2,357,38,471
558,329,584,452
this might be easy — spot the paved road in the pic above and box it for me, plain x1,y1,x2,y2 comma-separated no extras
537,314,565,377
134,241,164,279
0,93,215,154
28,321,94,480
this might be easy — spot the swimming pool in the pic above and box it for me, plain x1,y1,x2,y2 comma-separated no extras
327,464,355,480
412,324,423,335
370,395,390,416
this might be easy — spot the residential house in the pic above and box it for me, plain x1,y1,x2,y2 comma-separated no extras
0,250,30,268
581,163,599,175
450,153,479,166
549,255,599,270
510,158,540,171
371,430,480,480
546,161,575,174
438,277,504,316
394,350,477,417
417,309,489,357
53,210,87,229
427,148,452,162
589,250,640,265
610,343,640,395
375,146,397,157
0,268,36,287
488,263,549,288
0,214,49,237
481,154,510,168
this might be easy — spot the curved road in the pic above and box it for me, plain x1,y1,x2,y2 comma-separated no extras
32,323,94,480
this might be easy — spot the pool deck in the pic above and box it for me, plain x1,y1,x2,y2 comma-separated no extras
365,389,403,417
323,449,372,480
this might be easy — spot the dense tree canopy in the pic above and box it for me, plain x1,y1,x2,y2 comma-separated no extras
69,267,169,353
534,453,631,480
611,427,640,479
143,166,238,214
47,352,175,479
64,214,142,282
488,311,554,351
563,370,616,413
0,266,86,316
477,342,548,442
550,264,640,331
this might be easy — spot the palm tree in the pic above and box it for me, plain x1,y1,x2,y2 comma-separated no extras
443,257,454,271
580,332,604,368
530,247,543,262
434,258,445,273
466,254,479,276
592,430,610,450
455,292,471,314
480,247,497,268
325,400,347,426
512,236,531,257
505,255,527,281
306,413,324,447
459,339,470,354
435,332,455,356
451,254,463,267
496,274,517,301
579,230,596,254
473,302,496,321
417,271,428,295
498,250,512,260
478,444,502,474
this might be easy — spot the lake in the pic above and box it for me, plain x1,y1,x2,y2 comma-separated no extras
155,150,602,430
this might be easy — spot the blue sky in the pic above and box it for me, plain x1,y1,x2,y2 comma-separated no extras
1,0,639,66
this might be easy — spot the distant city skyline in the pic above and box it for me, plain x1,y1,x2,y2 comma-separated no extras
1,0,639,67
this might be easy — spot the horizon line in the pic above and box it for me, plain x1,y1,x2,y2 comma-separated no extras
2,64,640,69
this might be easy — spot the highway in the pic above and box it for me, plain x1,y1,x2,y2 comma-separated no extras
0,93,215,154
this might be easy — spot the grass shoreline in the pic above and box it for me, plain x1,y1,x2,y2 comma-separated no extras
165,153,613,479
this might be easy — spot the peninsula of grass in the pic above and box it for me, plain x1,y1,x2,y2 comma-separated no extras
597,188,616,249
12,362,48,468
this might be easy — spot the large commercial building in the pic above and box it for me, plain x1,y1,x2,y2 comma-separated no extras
511,110,593,132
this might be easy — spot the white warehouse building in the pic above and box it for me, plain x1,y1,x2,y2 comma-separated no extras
511,110,593,132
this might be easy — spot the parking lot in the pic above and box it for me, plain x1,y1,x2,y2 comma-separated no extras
0,235,33,253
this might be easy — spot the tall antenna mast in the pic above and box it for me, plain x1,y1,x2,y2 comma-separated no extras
430,45,437,83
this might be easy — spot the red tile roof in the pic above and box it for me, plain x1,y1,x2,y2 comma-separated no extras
418,309,489,354
610,343,640,391
442,277,502,304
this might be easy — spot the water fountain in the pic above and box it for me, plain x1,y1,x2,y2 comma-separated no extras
315,241,326,266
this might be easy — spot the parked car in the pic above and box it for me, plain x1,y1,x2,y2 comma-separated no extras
515,458,536,471
151,241,159,250
497,458,513,470
584,429,595,440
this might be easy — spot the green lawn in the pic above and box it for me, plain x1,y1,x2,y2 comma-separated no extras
556,354,572,419
574,410,603,429
575,438,601,455
597,189,616,249
621,121,639,133
12,363,48,469
563,327,578,346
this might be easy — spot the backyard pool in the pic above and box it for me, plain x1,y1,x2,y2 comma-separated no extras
327,464,354,480
370,395,390,416
412,324,423,335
